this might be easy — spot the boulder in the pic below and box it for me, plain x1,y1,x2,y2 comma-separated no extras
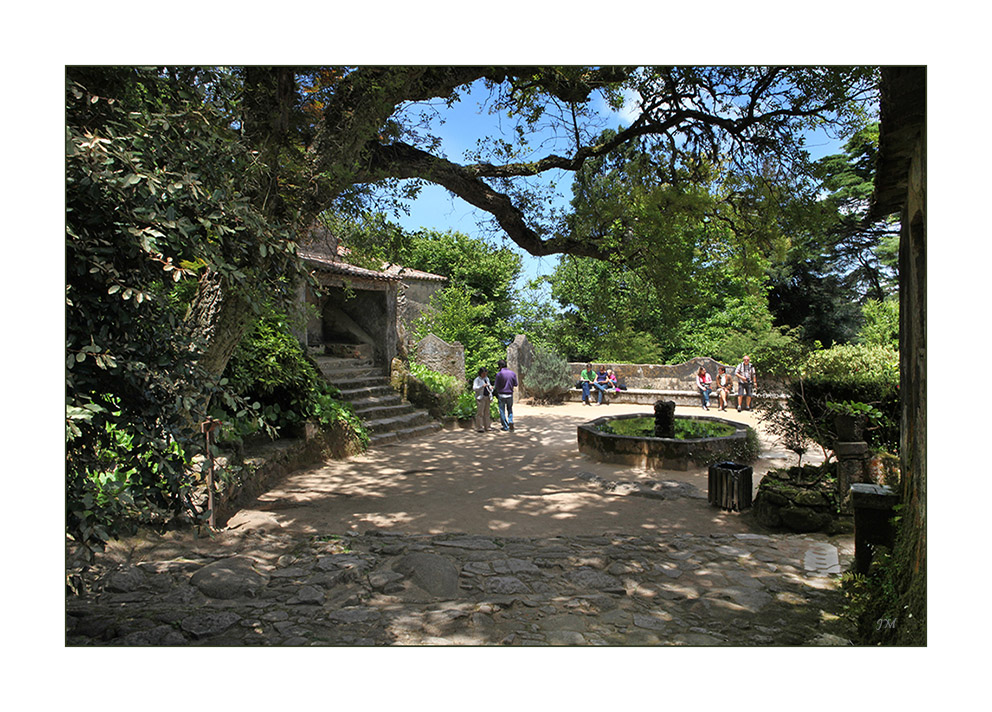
189,557,268,599
393,552,460,599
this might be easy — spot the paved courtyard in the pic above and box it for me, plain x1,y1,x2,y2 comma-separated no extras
66,401,854,646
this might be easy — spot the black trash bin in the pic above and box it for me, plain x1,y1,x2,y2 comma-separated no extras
708,461,753,512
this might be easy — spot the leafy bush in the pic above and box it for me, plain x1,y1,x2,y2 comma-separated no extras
525,348,573,404
773,343,899,455
217,310,368,447
407,362,466,419
858,298,899,349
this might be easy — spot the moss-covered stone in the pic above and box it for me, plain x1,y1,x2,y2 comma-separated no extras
779,506,832,533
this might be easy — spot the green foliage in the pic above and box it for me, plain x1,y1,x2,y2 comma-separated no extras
858,298,899,349
65,67,302,553
360,227,522,379
407,362,466,419
775,344,900,455
217,309,368,447
525,348,573,404
825,399,884,423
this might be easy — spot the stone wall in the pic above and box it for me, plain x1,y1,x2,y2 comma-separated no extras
568,357,732,390
506,335,536,398
414,333,465,381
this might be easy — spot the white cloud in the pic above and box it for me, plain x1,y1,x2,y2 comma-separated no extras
595,88,642,128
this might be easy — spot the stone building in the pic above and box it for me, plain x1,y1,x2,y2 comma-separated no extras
297,227,447,367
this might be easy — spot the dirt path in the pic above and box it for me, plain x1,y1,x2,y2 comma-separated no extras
225,401,806,539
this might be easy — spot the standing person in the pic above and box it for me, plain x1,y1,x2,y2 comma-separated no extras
715,366,733,411
696,366,713,410
472,367,494,432
494,359,518,431
735,355,757,411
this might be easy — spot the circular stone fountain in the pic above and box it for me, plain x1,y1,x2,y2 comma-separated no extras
576,403,751,471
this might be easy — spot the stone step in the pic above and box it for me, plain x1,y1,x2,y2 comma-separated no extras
325,373,391,390
364,410,433,434
369,421,443,447
351,402,416,421
335,383,397,401
312,353,375,367
347,392,406,411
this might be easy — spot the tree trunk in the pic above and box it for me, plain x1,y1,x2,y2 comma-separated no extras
183,269,256,392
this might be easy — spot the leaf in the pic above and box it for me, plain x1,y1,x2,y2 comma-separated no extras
108,284,121,295
76,352,86,362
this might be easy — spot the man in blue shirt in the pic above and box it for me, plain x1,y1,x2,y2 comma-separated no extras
493,359,518,431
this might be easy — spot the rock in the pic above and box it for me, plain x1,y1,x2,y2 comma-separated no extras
567,569,626,593
121,624,187,646
287,585,325,605
317,554,371,576
793,490,830,508
484,576,531,595
180,611,242,638
393,552,460,598
104,566,148,593
368,570,406,593
547,630,586,645
779,506,832,533
189,557,268,599
633,613,672,631
327,607,380,624
435,537,499,550
492,558,541,575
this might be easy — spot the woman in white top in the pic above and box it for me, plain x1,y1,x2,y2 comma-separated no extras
715,366,733,411
472,367,494,432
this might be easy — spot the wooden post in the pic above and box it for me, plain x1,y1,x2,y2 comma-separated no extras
200,418,222,529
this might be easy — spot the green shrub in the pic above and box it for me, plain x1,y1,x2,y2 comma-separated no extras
776,344,899,455
859,298,899,349
525,348,573,404
218,310,367,447
407,362,466,419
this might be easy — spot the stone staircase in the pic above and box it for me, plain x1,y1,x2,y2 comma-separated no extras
313,355,441,448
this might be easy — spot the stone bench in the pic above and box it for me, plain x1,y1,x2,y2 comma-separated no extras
566,386,785,408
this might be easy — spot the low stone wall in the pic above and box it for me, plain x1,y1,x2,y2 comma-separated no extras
752,464,851,535
577,413,750,472
570,358,784,391
210,423,363,526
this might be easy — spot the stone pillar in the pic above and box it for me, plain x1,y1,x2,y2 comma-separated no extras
506,335,535,398
653,400,676,438
836,440,871,513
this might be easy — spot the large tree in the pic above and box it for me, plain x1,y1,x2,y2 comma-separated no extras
66,65,878,544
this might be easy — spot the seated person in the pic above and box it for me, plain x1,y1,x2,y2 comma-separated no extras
715,366,733,411
579,363,608,405
605,369,619,392
595,366,612,405
696,366,713,411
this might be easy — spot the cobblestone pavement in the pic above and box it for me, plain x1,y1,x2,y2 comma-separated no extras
66,528,854,646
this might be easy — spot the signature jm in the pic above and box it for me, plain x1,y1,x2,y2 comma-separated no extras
876,618,897,630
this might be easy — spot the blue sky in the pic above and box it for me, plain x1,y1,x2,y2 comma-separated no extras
386,76,849,291
389,79,642,287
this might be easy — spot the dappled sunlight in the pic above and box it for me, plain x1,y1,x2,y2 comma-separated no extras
228,401,776,539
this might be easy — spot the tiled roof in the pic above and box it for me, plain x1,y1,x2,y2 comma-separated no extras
299,251,400,282
381,263,448,282
299,246,447,284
